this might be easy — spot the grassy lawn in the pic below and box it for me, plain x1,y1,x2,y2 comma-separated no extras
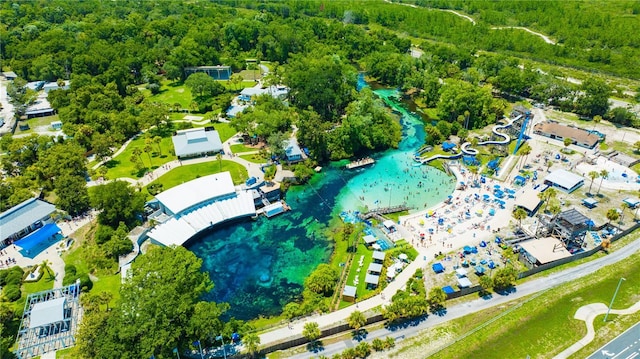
56,347,76,359
91,272,122,306
220,79,257,90
230,143,258,153
240,152,269,164
102,132,176,180
345,243,375,298
141,80,193,108
214,122,237,143
14,115,60,135
142,160,248,198
610,140,638,156
402,250,640,359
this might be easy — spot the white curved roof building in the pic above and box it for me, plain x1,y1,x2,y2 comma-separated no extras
147,172,256,247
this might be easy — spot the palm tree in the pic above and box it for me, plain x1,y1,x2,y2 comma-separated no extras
538,187,557,213
592,115,602,131
133,147,145,168
546,160,553,173
347,310,366,336
587,171,599,194
242,333,260,358
597,169,609,195
519,143,532,169
303,322,321,342
513,207,528,227
40,259,53,279
144,144,153,167
153,136,163,156
606,208,620,224
216,152,222,171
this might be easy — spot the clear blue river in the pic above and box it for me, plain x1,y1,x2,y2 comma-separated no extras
186,89,455,320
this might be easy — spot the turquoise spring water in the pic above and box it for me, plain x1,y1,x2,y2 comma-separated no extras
187,88,455,320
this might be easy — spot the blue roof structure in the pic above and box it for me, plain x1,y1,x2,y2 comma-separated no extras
15,223,61,256
432,262,445,273
0,198,56,240
487,159,500,169
442,142,456,151
442,286,455,294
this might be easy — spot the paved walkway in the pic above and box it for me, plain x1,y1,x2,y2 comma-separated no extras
553,300,640,359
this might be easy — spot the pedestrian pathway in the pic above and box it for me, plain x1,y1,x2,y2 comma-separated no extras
553,300,640,359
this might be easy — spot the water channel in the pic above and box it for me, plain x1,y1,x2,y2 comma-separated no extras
186,88,455,320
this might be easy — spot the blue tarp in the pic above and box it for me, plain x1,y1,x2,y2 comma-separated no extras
442,285,455,294
15,223,61,252
487,159,499,169
432,263,445,273
442,142,456,151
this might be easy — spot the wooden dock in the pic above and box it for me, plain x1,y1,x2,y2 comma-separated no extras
346,157,375,169
358,205,411,220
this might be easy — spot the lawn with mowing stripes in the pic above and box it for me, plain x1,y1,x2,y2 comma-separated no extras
409,249,640,359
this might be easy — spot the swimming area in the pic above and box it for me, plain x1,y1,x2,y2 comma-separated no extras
187,88,455,320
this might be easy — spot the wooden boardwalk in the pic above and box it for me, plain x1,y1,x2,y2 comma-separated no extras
357,205,411,220
346,157,375,169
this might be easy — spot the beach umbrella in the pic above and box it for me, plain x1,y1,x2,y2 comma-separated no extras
399,253,408,261
476,209,483,215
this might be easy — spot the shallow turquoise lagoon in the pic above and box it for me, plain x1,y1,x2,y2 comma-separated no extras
187,89,455,320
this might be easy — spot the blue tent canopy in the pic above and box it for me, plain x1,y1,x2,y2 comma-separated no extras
442,142,456,151
487,159,500,169
15,223,61,252
442,285,455,294
432,263,445,273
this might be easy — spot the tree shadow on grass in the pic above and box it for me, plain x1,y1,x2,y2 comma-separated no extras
104,159,120,169
479,290,493,300
306,340,324,353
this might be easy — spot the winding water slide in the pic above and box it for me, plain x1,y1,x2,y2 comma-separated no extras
416,115,521,163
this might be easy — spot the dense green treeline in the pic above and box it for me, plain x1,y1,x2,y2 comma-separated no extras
239,0,640,79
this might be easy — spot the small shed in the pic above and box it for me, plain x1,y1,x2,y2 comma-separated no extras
382,220,396,231
342,285,357,302
582,198,598,209
623,198,640,209
365,274,380,288
51,121,63,130
457,277,472,288
432,262,445,273
455,268,468,278
372,251,386,263
363,235,377,245
367,263,383,274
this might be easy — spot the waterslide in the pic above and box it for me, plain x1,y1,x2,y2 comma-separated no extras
416,115,522,163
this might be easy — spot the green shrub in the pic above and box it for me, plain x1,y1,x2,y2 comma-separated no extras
65,264,77,277
3,284,21,302
1,267,25,286
77,273,93,292
94,225,115,245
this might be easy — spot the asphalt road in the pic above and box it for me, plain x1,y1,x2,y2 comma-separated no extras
588,321,640,359
287,238,640,359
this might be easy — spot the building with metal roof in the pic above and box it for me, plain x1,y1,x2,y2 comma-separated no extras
537,208,591,248
533,121,600,149
514,188,542,215
146,172,256,247
184,65,231,80
0,198,56,247
284,138,303,163
171,127,223,159
14,284,81,359
544,169,584,193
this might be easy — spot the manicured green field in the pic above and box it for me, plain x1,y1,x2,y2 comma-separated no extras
141,80,193,109
230,143,258,153
401,248,640,359
103,132,176,179
142,160,248,198
240,152,269,164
